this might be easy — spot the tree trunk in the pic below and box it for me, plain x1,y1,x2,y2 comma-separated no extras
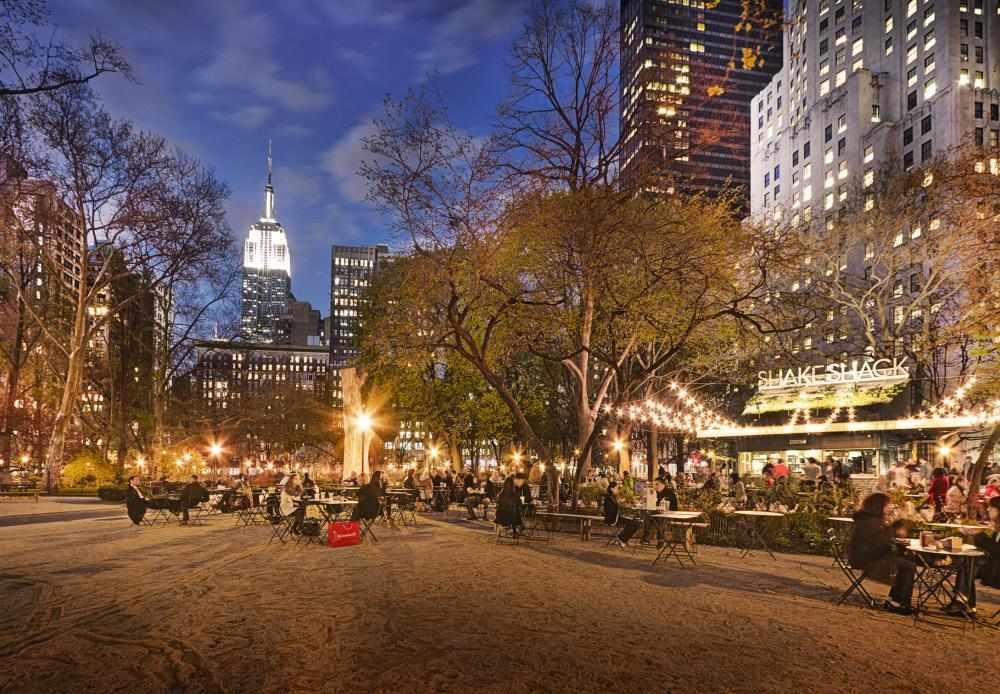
646,428,658,482
966,424,999,517
1,292,26,466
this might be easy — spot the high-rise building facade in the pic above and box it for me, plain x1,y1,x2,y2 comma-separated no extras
240,145,291,343
620,0,782,195
751,0,997,218
329,244,391,407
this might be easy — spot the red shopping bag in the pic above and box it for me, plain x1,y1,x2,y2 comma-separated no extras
328,520,361,548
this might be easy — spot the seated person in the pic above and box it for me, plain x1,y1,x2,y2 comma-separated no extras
848,492,916,615
302,473,318,499
351,470,384,522
603,482,641,549
179,475,208,524
951,496,1000,613
641,478,677,544
943,479,965,517
463,472,482,520
495,477,523,535
125,475,148,526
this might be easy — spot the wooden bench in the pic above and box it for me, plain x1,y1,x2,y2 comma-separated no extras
0,488,42,502
536,512,600,541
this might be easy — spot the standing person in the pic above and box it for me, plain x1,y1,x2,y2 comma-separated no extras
125,475,148,526
943,478,966,517
926,467,950,518
513,472,532,506
802,457,821,489
730,472,747,508
848,493,916,615
772,458,789,480
603,482,641,548
495,477,524,536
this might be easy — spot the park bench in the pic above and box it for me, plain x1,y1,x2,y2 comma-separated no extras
0,486,43,502
536,511,598,541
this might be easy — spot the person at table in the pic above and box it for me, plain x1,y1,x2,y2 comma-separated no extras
125,475,148,526
179,475,208,525
926,467,950,518
950,496,1000,614
418,469,434,509
848,492,916,615
641,478,677,545
302,473,318,499
495,477,523,536
402,468,417,491
351,470,384,522
485,471,499,502
280,471,303,518
702,471,719,492
463,472,482,520
622,469,635,496
603,482,640,548
984,474,1000,501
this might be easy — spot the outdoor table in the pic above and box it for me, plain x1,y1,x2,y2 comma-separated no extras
733,510,785,560
651,511,705,568
926,522,990,535
301,498,357,542
901,538,985,625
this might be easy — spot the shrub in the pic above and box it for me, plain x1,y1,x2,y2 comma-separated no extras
62,452,115,487
97,486,126,502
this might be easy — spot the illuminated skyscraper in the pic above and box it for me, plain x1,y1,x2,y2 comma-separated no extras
240,143,291,343
619,0,782,197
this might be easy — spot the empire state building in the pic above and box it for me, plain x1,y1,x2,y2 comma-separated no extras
240,143,291,343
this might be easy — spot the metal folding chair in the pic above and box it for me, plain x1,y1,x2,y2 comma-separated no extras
828,528,877,608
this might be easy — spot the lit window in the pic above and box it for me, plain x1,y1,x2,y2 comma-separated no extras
894,231,905,247
924,29,935,50
907,44,918,64
825,170,835,188
689,42,705,53
804,163,812,179
803,184,812,202
863,169,874,187
975,71,984,88
853,58,864,73
924,78,936,98
885,16,894,32
906,0,917,18
885,37,893,56
820,79,830,95
836,69,846,86
864,144,874,163
960,68,970,85
824,147,834,164
911,226,922,239
852,37,863,55
824,192,834,209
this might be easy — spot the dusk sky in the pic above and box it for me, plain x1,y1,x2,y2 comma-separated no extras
50,0,530,311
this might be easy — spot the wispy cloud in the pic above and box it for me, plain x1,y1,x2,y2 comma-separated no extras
319,119,377,203
418,0,527,75
197,7,332,112
213,104,273,130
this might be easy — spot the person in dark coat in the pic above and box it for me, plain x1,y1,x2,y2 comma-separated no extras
495,477,523,534
179,475,208,524
351,470,383,521
603,482,641,548
514,473,532,506
849,492,915,614
125,475,147,526
951,496,1000,612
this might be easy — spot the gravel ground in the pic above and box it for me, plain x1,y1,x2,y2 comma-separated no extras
0,510,996,694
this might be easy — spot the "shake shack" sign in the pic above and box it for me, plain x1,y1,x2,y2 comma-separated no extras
758,358,909,392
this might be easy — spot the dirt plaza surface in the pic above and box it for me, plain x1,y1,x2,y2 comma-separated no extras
0,503,997,694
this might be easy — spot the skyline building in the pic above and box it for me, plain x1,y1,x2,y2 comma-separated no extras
619,0,782,197
329,244,392,407
240,143,291,343
752,0,997,217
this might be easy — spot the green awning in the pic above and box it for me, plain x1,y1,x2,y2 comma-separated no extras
742,382,905,415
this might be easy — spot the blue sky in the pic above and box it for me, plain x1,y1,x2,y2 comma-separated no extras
51,0,530,311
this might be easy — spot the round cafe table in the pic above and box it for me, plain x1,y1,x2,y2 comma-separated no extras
901,538,985,624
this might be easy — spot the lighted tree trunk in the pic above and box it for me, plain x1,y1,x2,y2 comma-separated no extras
646,428,658,482
966,424,999,517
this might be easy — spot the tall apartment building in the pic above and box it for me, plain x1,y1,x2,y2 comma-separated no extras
329,244,392,407
276,297,324,347
751,0,997,218
240,145,291,343
620,0,783,195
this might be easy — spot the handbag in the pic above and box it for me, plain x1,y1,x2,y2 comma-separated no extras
328,520,361,548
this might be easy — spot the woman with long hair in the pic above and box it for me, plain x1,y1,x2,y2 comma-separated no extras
495,476,523,535
848,492,916,614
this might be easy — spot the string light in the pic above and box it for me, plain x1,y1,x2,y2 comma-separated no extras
604,382,736,434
